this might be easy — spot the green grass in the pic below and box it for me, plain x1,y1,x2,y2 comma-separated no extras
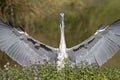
0,63,120,80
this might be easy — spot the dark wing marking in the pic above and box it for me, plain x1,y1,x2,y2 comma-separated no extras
73,44,85,51
0,20,58,66
67,20,120,66
88,38,95,44
27,38,37,45
40,44,52,51
27,38,52,51
16,26,25,32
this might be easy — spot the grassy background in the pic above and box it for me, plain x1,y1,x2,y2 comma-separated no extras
1,64,120,80
0,0,120,68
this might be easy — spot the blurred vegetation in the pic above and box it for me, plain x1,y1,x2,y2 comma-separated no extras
0,63,120,80
0,0,120,68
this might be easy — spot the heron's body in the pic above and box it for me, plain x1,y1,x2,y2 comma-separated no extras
0,13,120,70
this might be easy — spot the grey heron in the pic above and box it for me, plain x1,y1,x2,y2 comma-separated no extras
0,13,120,70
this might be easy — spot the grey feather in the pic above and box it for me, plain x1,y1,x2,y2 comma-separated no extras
0,20,58,66
1,17,120,68
67,20,120,66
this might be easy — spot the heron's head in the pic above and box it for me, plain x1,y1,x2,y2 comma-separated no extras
60,13,64,29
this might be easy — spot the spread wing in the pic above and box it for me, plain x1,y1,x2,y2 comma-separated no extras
0,20,58,66
67,19,120,66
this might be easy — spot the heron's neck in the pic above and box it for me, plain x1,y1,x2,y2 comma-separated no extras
59,28,66,51
57,13,67,70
